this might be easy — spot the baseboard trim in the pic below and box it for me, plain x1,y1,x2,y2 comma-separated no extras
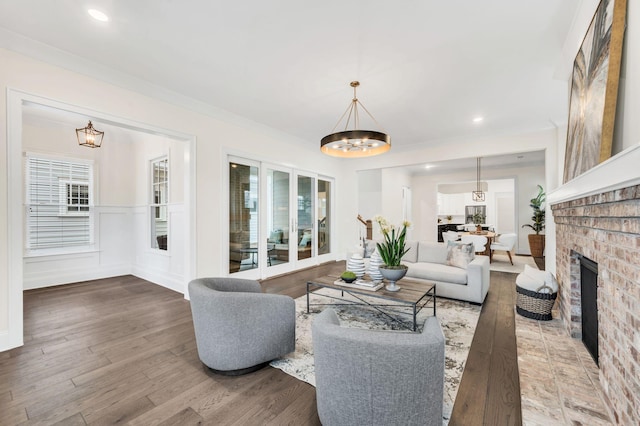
132,266,185,295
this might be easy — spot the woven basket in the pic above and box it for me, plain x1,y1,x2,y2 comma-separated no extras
516,284,557,321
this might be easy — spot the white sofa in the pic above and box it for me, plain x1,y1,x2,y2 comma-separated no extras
363,240,490,304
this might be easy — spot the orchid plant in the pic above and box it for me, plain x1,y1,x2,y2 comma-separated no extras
373,215,411,268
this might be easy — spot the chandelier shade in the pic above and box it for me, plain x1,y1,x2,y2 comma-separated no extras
76,121,104,148
320,81,390,158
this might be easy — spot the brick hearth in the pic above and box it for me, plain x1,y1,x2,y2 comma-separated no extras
552,184,640,425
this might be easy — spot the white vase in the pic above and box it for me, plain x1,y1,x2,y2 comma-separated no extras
368,250,384,283
347,254,366,279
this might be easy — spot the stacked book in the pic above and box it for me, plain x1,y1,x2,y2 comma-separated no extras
334,279,383,292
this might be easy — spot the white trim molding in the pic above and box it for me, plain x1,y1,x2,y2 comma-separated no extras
548,144,640,205
3,88,197,351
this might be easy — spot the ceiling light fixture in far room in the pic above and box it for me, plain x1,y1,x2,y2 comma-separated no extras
473,116,484,123
320,81,390,158
76,121,104,148
472,157,485,202
88,9,109,22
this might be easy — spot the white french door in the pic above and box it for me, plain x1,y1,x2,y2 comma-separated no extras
292,171,317,270
228,157,333,279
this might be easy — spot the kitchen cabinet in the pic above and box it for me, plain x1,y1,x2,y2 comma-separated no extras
438,193,465,215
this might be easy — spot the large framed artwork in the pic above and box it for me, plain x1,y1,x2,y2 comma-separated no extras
563,0,627,183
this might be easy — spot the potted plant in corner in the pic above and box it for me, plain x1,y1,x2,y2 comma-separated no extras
373,215,411,292
522,185,545,257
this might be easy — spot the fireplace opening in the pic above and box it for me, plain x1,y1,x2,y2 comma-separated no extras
580,255,598,366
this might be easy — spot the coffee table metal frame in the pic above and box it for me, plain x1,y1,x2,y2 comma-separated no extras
306,276,436,331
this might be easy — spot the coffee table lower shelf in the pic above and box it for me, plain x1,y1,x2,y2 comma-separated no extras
306,277,436,331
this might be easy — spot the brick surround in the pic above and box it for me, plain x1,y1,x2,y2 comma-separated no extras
551,184,640,425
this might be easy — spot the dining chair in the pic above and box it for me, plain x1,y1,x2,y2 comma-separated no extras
461,235,488,254
490,233,517,264
442,230,460,244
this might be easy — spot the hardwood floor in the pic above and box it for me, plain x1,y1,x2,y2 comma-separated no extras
1,264,521,425
449,271,522,426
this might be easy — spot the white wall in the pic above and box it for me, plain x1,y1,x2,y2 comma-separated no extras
130,133,186,293
21,121,188,292
357,167,413,242
0,48,351,351
381,168,413,238
613,0,640,154
357,169,382,227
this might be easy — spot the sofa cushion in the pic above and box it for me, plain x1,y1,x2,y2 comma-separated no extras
402,241,419,263
406,262,467,285
446,242,475,269
417,242,448,265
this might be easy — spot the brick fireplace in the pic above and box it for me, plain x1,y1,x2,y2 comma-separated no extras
550,147,640,425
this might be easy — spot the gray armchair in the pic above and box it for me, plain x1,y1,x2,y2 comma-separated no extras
312,308,444,426
188,277,295,375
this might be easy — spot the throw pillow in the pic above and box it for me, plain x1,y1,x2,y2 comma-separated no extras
522,264,558,292
299,229,312,247
269,230,283,244
447,242,475,269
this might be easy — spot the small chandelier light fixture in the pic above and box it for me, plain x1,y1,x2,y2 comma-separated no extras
472,157,485,202
76,121,104,148
320,81,391,158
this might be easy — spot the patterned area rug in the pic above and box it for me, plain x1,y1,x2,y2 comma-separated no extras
270,288,481,422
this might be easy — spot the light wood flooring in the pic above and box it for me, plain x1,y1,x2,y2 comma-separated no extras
0,264,522,425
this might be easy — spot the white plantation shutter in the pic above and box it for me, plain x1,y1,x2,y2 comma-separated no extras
25,156,94,251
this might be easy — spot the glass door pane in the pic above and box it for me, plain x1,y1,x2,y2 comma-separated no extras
318,179,331,255
229,161,259,274
267,168,290,268
296,175,315,261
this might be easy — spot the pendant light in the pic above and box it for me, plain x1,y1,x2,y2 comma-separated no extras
320,81,390,158
76,121,104,148
472,157,485,202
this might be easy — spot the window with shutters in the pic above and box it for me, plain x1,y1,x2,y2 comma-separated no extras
25,155,94,253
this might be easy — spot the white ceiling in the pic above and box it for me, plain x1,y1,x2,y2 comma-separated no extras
1,1,580,151
401,150,545,176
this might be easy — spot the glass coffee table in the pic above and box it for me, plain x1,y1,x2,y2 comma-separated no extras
306,276,436,331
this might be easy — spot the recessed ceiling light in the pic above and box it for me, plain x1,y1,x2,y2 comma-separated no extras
472,117,484,123
88,9,109,22
424,164,435,169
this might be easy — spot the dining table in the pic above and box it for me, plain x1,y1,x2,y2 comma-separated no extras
460,231,496,256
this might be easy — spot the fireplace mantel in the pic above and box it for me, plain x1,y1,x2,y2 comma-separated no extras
548,144,640,205
550,146,640,424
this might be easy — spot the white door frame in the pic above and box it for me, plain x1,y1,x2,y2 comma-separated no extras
3,88,196,352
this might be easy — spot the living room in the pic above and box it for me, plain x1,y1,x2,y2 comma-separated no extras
1,0,639,424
